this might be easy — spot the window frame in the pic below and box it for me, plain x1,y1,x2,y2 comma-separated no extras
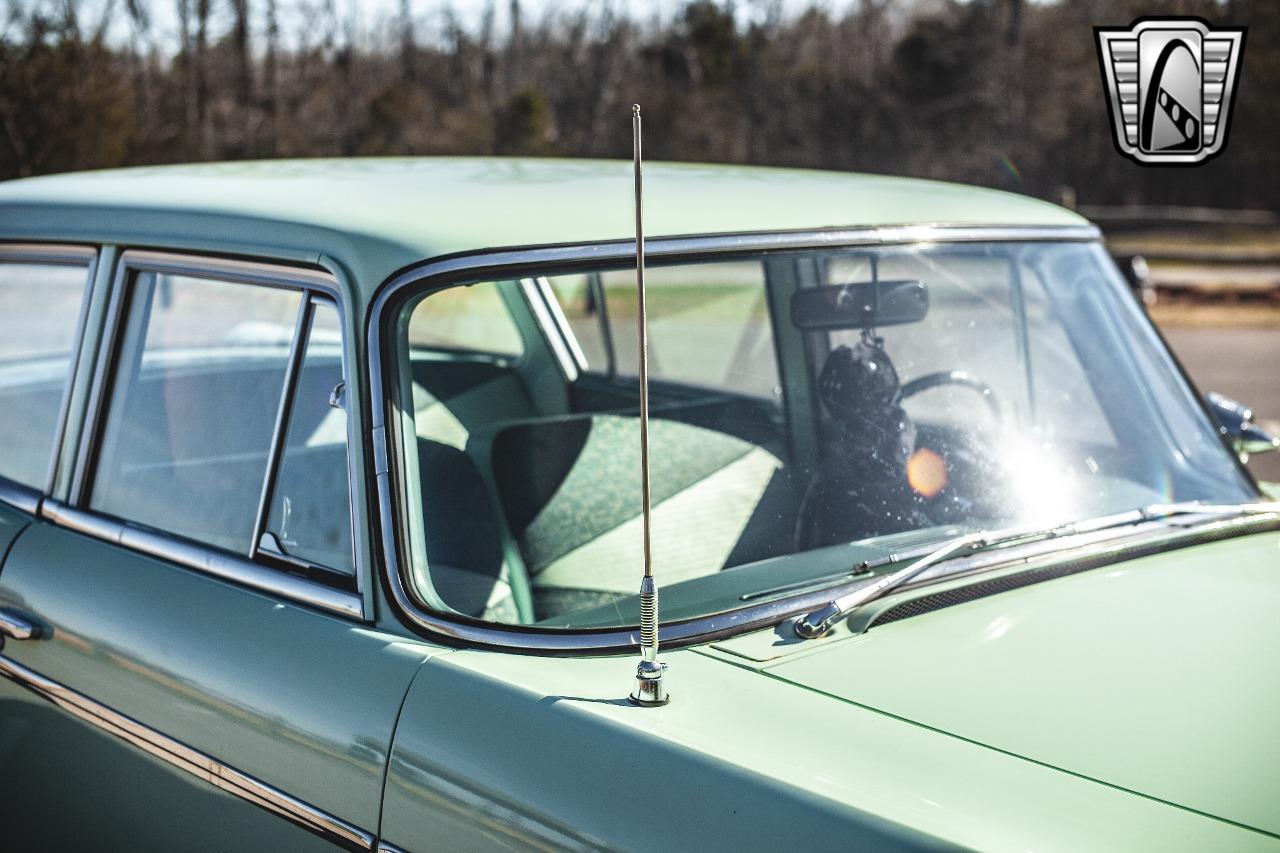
41,250,365,621
368,224,1106,654
0,243,98,515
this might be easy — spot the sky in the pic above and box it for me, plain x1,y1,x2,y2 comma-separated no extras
38,0,864,50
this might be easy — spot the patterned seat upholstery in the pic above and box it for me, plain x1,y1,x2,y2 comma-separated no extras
489,413,799,620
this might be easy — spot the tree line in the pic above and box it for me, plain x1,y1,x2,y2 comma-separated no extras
0,0,1276,210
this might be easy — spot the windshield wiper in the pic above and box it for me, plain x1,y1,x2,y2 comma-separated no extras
793,501,1280,639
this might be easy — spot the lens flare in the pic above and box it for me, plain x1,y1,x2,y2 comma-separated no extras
1000,438,1083,525
907,447,948,498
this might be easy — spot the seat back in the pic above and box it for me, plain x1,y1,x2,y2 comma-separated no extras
488,413,800,619
417,438,516,622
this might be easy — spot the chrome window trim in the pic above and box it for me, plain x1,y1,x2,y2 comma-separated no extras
0,653,374,852
533,275,589,373
367,224,1102,654
0,242,97,266
60,250,368,620
0,242,98,514
0,479,41,516
520,277,581,382
250,296,315,559
42,500,364,619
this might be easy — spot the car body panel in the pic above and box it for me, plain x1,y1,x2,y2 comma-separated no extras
381,643,1276,852
0,501,30,563
0,676,347,851
0,159,1086,304
0,159,1272,850
764,531,1280,836
0,520,438,844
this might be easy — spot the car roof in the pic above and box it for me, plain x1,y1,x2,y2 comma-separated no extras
0,157,1089,301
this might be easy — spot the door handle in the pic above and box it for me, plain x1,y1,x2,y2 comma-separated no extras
0,609,41,641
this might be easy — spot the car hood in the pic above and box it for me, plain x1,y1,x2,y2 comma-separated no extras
760,531,1280,836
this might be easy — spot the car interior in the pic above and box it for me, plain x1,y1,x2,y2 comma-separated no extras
399,261,1021,625
401,246,1219,627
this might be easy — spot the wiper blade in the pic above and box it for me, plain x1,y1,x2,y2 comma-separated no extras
793,501,1279,639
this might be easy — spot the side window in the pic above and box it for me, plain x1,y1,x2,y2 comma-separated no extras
89,269,355,575
91,273,300,553
0,260,91,491
547,260,779,399
263,301,355,573
544,274,610,370
407,283,524,358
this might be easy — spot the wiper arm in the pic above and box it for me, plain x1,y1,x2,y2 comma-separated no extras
793,501,1279,639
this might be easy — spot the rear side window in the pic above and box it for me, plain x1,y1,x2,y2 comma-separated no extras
546,261,779,399
407,283,525,358
89,269,355,575
0,260,91,490
91,273,300,553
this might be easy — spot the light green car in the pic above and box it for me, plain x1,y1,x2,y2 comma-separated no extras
0,159,1278,852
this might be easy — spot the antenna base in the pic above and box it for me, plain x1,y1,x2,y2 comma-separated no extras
629,659,670,707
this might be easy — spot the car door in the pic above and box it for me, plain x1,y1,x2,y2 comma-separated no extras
0,249,428,851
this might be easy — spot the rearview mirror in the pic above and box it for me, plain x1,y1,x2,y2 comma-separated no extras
1206,392,1279,461
792,280,928,331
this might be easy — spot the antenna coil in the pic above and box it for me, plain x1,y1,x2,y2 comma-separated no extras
639,577,659,652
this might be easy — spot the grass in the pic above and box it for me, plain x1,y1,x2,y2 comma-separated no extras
1148,300,1280,329
1104,226,1280,257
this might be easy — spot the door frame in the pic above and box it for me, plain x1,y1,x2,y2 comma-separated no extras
43,249,370,620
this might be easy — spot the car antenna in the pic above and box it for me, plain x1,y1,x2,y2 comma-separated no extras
628,103,669,707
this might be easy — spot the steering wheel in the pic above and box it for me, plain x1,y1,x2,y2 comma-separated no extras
900,370,1002,423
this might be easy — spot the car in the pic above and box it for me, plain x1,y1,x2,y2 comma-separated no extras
0,158,1278,852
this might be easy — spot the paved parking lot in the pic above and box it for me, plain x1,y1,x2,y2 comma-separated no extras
1161,326,1280,484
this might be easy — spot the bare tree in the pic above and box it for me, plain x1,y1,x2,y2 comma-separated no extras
0,0,1275,211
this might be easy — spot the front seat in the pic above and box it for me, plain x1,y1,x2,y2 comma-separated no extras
416,438,518,622
486,412,799,620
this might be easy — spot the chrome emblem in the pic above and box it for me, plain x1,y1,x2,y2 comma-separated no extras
1095,18,1245,165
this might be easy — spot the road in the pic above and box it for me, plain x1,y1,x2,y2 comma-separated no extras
1161,326,1280,483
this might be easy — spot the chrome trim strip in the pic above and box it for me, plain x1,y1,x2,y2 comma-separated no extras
251,297,314,558
42,500,364,620
69,250,132,506
534,275,589,372
0,609,39,640
0,242,97,266
382,225,1101,287
46,249,100,496
520,277,580,382
117,249,338,292
367,225,1104,654
0,654,373,851
0,477,41,516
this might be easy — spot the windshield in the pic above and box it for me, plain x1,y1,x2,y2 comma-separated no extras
392,240,1255,630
